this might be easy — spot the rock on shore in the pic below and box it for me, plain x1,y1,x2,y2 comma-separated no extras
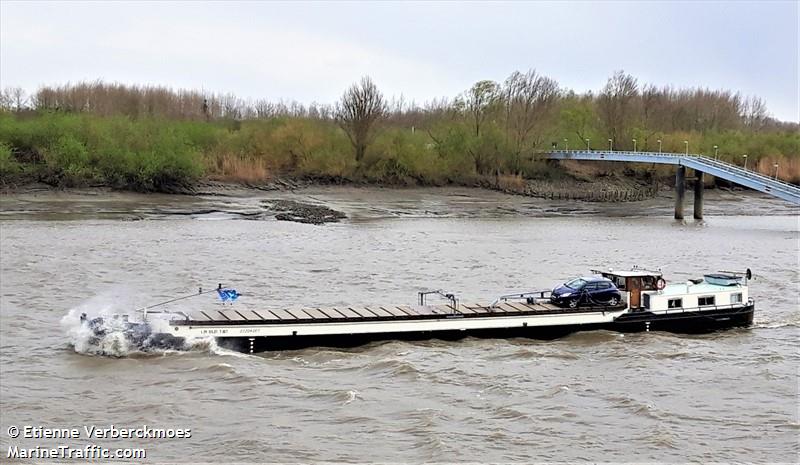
262,199,347,225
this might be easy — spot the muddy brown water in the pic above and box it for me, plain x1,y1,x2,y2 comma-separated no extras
0,187,798,462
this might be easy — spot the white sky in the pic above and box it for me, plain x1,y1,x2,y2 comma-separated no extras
1,1,798,122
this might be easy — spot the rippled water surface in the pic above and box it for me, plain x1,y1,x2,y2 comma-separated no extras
1,187,798,462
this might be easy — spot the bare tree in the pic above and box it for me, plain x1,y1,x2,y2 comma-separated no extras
0,88,12,111
4,87,28,111
637,84,663,148
503,70,559,168
336,76,386,162
597,71,638,148
742,96,768,131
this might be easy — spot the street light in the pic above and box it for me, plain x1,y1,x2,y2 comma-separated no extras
586,138,590,151
632,138,637,152
564,138,568,151
742,154,748,170
608,138,613,151
684,140,689,156
657,139,662,153
774,163,779,180
713,145,719,160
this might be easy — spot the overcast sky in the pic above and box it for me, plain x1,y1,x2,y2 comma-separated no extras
1,1,797,121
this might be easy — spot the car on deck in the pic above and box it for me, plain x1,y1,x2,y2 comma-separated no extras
550,276,622,308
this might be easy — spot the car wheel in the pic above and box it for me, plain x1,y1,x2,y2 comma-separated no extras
608,296,620,306
568,298,579,308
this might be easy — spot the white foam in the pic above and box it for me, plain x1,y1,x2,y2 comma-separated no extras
61,292,217,357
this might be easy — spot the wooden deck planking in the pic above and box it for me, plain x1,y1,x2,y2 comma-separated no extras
381,306,408,317
456,305,476,314
350,307,377,318
495,303,522,313
395,305,418,316
333,307,362,319
211,310,231,321
219,310,247,321
318,307,346,319
285,308,315,320
432,305,458,315
181,298,587,325
366,306,393,318
188,311,212,321
409,305,438,315
303,308,330,319
269,309,298,321
248,310,280,321
506,302,533,312
463,304,490,314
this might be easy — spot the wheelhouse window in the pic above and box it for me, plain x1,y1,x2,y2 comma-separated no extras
731,293,743,304
668,298,682,309
643,294,650,309
698,296,715,306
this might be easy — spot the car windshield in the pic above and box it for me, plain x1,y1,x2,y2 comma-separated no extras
565,278,587,289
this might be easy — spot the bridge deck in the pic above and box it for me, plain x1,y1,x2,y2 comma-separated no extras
545,150,800,205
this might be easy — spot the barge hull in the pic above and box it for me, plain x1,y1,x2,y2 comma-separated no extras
210,304,754,353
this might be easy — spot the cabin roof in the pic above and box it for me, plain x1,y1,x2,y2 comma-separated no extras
648,282,742,296
595,269,663,278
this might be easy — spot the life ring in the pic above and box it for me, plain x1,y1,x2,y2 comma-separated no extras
656,278,667,290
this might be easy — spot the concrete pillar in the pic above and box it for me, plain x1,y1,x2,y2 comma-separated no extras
674,166,685,220
694,171,704,220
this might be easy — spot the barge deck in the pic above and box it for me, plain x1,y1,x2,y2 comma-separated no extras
87,267,756,353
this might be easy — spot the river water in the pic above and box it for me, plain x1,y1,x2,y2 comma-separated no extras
0,187,798,462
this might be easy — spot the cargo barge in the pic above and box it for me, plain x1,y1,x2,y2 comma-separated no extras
83,267,755,353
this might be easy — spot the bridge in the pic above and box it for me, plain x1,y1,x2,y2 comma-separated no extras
545,150,800,219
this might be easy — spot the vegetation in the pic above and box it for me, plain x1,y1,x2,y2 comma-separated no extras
0,72,797,192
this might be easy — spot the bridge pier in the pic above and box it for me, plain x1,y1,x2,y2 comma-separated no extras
694,171,704,220
674,166,685,220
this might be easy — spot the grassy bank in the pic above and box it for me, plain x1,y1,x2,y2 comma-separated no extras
1,76,798,192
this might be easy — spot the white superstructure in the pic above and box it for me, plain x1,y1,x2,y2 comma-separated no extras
641,281,748,313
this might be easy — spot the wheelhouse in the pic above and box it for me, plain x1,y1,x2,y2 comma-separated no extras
591,267,662,309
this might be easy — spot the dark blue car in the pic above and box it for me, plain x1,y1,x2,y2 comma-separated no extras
550,276,622,308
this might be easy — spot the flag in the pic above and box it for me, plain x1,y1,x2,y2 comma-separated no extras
217,289,241,302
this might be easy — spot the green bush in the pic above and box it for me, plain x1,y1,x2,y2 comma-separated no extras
0,107,797,190
0,143,20,177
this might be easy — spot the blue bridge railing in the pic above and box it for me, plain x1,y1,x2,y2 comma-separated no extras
545,150,800,205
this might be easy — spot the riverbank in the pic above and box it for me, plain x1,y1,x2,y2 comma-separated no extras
0,159,663,202
2,181,795,225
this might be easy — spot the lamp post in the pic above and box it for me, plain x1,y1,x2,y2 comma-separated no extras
774,163,779,180
713,145,719,160
608,138,613,151
586,138,590,151
564,138,568,151
742,154,748,170
684,140,689,156
657,139,662,153
632,139,637,152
